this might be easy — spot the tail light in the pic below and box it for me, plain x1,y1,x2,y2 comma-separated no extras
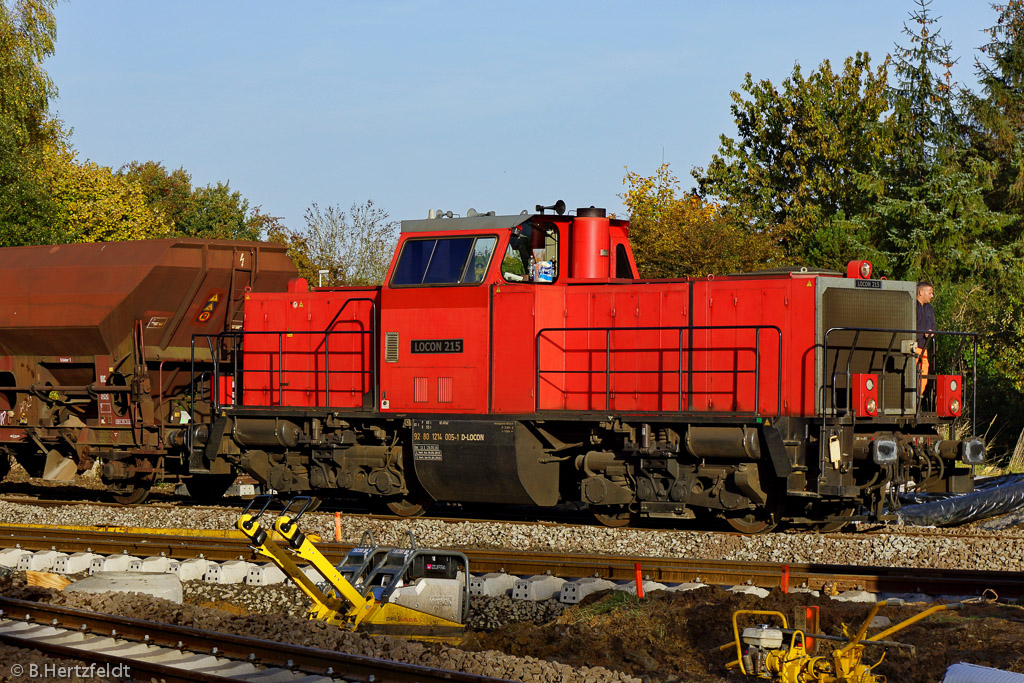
937,375,962,417
851,373,878,416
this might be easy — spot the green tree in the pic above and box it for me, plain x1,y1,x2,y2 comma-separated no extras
856,0,1006,282
175,182,259,240
0,0,57,147
690,2,1022,453
265,223,315,285
842,1,1020,454
0,0,61,245
958,0,1024,427
622,163,778,278
121,161,276,241
693,52,893,264
120,160,192,226
40,143,169,242
970,1,1024,214
272,200,398,286
0,120,58,245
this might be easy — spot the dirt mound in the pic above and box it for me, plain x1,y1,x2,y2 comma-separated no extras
464,587,1024,683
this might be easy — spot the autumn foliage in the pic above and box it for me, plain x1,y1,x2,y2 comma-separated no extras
623,164,778,278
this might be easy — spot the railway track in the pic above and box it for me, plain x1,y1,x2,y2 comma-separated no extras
0,596,505,683
3,491,1023,544
0,523,1021,598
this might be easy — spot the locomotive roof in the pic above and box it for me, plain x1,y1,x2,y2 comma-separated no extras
401,213,535,233
728,266,842,277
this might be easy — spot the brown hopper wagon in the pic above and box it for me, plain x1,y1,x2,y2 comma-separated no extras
0,239,296,502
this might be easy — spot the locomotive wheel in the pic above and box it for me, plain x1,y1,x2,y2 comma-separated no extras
724,511,777,534
593,506,632,528
110,484,151,505
384,484,432,517
185,474,237,503
385,496,429,517
383,462,433,517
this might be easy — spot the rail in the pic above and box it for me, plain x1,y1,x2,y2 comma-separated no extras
0,597,501,683
534,324,783,416
821,326,978,433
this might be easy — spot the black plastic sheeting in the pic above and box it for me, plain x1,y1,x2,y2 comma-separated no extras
943,662,1024,682
895,474,1024,527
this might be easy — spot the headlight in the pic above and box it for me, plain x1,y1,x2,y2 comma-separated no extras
949,398,961,414
860,261,872,278
873,439,898,464
950,379,958,392
865,398,877,415
865,378,875,391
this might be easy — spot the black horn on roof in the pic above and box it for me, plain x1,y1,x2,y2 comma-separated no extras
535,200,566,216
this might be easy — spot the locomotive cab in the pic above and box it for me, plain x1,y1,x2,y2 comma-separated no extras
497,206,637,283
377,205,640,417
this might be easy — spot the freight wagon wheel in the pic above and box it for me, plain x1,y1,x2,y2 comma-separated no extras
724,510,777,534
110,483,151,505
592,505,632,528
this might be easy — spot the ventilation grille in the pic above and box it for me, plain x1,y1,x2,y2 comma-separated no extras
821,287,914,412
438,377,453,403
385,332,399,363
414,377,428,403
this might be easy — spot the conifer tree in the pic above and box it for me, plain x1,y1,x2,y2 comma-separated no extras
970,0,1024,214
859,0,1007,283
960,1,1024,409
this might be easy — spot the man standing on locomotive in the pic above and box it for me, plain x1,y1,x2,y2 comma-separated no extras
916,281,936,393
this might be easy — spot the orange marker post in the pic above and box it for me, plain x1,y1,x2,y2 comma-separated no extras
805,605,820,652
334,511,342,542
634,562,644,599
781,564,790,594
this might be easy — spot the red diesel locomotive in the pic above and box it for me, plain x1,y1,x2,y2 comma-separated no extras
0,203,985,530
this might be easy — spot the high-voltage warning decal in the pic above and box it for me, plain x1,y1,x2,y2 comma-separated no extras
195,290,225,323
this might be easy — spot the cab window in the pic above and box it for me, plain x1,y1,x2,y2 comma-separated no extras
502,224,559,283
465,236,496,282
391,236,497,286
615,243,635,279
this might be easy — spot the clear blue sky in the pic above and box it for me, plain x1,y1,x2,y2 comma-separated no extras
47,1,997,231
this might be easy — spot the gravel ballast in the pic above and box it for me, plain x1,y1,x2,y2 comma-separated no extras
0,499,1020,572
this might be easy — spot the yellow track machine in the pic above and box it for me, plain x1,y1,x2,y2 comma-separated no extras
723,598,963,683
237,496,469,643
